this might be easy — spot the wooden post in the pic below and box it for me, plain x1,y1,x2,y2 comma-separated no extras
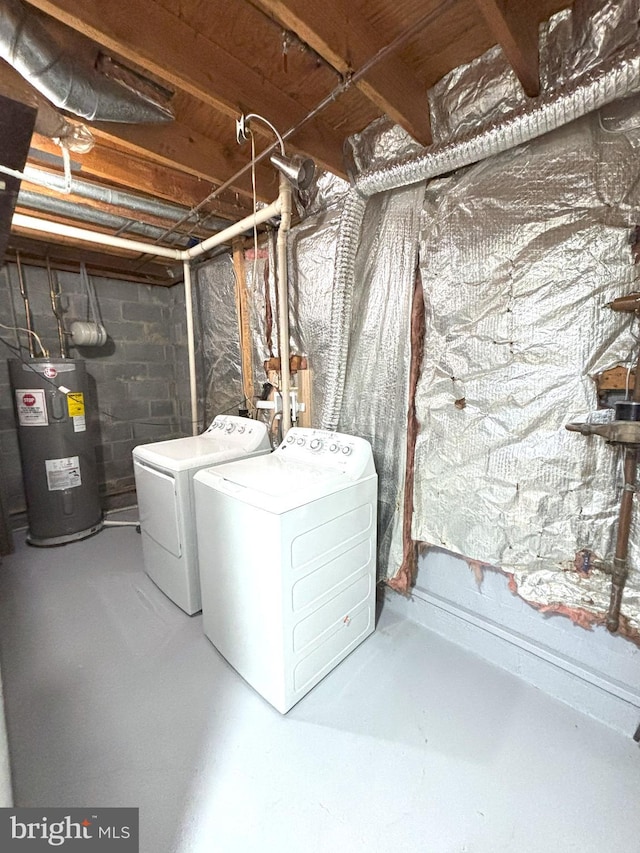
232,237,255,415
296,362,313,428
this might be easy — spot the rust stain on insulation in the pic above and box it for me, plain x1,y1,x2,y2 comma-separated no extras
506,571,640,646
388,266,425,594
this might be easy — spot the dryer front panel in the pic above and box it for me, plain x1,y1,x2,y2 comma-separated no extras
134,460,182,557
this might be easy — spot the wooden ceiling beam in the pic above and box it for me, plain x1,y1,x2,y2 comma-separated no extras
472,0,541,97
249,0,432,145
90,122,279,202
24,0,348,175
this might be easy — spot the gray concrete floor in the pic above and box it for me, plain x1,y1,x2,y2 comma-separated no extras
1,510,639,853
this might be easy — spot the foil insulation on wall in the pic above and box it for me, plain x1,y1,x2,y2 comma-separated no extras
242,207,345,430
287,206,343,422
195,257,243,425
412,112,640,634
201,192,347,437
336,185,424,576
244,233,277,397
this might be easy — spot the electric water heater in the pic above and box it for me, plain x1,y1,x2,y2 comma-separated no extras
9,358,102,546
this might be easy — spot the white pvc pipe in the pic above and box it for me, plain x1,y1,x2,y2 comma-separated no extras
184,199,281,260
12,212,183,259
13,200,282,262
276,176,292,434
183,260,199,436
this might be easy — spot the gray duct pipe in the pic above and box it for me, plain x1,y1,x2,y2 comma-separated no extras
17,189,191,247
21,166,230,232
0,0,173,123
321,43,640,430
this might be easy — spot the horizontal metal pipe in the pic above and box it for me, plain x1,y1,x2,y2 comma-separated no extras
17,189,191,246
22,165,229,231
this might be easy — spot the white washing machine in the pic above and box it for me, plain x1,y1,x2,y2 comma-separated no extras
194,426,377,713
132,415,271,614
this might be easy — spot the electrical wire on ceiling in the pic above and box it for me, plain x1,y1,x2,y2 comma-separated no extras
129,0,457,255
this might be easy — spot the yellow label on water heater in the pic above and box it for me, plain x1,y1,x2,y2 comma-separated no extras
66,392,85,417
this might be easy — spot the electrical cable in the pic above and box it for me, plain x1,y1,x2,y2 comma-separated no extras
250,129,260,299
0,321,48,357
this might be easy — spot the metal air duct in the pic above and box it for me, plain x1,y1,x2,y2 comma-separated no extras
0,0,173,123
321,42,640,431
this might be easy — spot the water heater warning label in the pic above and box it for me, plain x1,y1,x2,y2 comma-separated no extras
15,389,48,426
67,392,85,417
45,457,82,491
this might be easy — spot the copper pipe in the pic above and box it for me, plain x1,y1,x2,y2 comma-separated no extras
607,293,640,312
46,256,67,358
15,251,36,357
609,447,637,632
607,343,640,632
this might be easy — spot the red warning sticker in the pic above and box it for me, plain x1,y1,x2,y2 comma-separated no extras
15,389,48,426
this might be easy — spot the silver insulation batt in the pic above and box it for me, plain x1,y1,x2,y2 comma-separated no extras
336,185,424,576
406,0,640,633
195,257,243,425
287,205,343,422
413,112,640,633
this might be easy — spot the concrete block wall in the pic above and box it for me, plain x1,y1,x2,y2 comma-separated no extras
0,262,190,530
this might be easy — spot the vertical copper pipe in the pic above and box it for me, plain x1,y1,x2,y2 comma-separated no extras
607,342,640,632
46,256,67,358
609,447,637,632
15,251,35,357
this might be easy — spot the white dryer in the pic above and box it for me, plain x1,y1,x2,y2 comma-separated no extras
133,415,270,614
193,426,377,713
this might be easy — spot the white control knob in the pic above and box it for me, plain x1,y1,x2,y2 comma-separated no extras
297,437,306,446
329,443,338,453
286,435,295,444
341,445,352,455
310,438,322,450
237,425,246,434
226,423,235,433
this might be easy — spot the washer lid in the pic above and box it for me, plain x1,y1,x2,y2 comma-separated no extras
132,417,270,472
194,454,372,513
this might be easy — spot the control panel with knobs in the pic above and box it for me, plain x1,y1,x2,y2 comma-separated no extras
203,415,262,444
277,427,375,478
